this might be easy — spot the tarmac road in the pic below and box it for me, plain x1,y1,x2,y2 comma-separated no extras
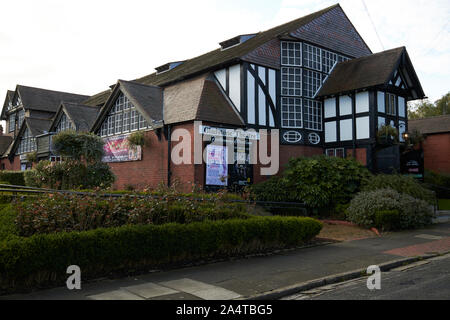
284,253,450,300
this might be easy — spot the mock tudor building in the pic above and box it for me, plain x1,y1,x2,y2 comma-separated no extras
0,4,427,190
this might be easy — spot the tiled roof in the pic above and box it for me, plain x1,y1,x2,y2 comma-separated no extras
163,74,244,126
16,85,89,113
61,103,101,132
408,115,450,135
317,47,407,97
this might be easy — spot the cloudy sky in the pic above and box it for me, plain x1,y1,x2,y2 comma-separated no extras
0,0,448,115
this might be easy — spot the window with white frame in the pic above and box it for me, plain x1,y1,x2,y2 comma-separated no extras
55,113,74,133
281,97,302,128
281,67,302,96
322,50,337,73
8,113,15,132
326,148,345,158
100,93,147,137
17,127,36,154
385,93,396,115
281,42,302,66
303,43,321,71
18,109,25,128
338,55,350,63
303,69,322,98
303,99,322,131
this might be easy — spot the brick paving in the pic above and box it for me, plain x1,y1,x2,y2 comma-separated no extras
383,237,450,257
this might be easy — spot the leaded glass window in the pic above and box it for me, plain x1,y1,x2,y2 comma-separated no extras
17,127,36,154
303,43,322,71
281,97,302,128
99,93,148,137
303,99,322,131
281,67,302,96
281,41,302,66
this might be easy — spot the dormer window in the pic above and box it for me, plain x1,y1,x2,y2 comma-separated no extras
55,113,74,132
99,93,148,137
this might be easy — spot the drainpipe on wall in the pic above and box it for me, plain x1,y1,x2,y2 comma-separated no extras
167,124,172,187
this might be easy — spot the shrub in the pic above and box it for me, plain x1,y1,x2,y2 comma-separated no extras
52,130,104,163
24,160,115,190
13,193,250,236
347,189,433,229
282,155,372,209
127,131,146,147
0,216,322,292
374,210,400,231
362,174,435,204
0,171,25,186
0,204,19,241
250,176,294,202
424,170,450,199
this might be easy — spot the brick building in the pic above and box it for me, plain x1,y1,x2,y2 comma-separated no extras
409,115,450,174
0,4,427,190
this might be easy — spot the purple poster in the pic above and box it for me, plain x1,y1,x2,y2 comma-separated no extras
102,134,142,163
206,145,228,186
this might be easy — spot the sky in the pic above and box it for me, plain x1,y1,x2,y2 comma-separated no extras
0,0,449,122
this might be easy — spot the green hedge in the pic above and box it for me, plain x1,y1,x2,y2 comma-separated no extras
14,193,250,236
0,171,25,186
0,216,322,292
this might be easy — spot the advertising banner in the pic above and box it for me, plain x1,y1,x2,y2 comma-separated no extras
102,134,142,163
205,145,228,186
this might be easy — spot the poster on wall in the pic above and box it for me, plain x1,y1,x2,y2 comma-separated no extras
102,134,142,163
206,145,228,186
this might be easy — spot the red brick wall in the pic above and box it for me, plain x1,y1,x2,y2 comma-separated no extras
346,148,367,166
108,130,168,190
422,133,450,174
253,137,323,184
109,122,205,192
1,155,22,171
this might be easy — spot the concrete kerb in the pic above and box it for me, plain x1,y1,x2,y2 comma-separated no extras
241,253,441,300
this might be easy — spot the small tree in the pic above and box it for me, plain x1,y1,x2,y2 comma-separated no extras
52,130,104,163
26,131,115,190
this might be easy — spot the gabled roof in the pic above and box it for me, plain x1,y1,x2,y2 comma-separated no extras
0,136,13,156
24,117,53,137
317,47,425,100
5,117,52,157
91,80,164,133
84,4,371,107
1,85,90,120
408,115,450,135
163,73,245,126
50,103,101,132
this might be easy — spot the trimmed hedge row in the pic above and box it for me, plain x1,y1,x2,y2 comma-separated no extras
0,216,322,293
0,171,25,186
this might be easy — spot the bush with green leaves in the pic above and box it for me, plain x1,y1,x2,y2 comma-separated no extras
374,210,400,231
127,131,146,147
52,130,104,163
347,188,433,229
0,171,25,186
13,192,250,236
281,155,372,209
0,216,322,293
362,174,435,204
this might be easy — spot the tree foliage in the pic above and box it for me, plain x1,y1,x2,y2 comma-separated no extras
408,92,449,119
52,130,104,163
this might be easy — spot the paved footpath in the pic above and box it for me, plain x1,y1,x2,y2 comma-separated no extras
2,222,450,300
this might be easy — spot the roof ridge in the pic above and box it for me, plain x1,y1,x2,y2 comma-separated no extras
17,84,89,97
409,114,450,121
118,79,161,89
